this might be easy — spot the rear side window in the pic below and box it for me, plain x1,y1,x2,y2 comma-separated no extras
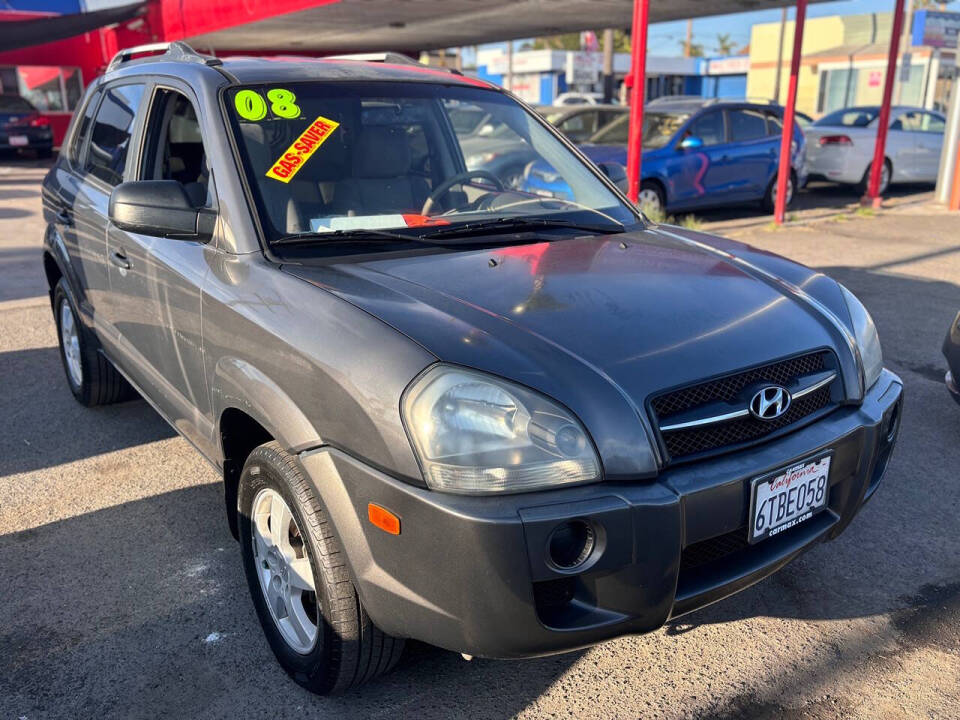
727,108,768,142
69,88,102,166
85,83,145,186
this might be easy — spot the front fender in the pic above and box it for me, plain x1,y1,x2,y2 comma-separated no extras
211,356,320,454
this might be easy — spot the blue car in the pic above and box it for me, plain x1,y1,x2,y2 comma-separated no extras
523,98,807,215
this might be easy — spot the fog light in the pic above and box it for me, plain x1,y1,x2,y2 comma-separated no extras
547,520,595,569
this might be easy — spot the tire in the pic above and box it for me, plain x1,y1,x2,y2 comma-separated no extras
638,180,665,219
857,159,891,196
53,278,133,407
762,170,796,213
238,442,404,694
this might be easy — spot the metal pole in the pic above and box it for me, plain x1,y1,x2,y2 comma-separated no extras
863,0,906,208
626,0,650,203
773,7,787,102
685,19,693,57
774,1,807,225
935,78,960,203
602,28,615,103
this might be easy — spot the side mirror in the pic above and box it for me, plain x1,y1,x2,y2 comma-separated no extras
109,180,215,241
679,136,703,150
598,161,628,189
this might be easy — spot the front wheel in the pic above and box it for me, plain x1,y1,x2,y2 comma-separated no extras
638,181,665,219
238,442,404,694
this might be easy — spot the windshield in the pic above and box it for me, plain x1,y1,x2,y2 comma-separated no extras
587,111,689,148
226,82,636,243
814,107,879,128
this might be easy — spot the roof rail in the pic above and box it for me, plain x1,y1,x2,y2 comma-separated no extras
107,41,222,72
324,51,463,75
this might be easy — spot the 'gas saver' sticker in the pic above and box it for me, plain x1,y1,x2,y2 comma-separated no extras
265,115,340,183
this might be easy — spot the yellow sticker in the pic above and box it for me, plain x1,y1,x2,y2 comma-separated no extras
265,115,340,183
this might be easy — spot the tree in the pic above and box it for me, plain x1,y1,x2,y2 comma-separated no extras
680,39,705,57
714,33,738,56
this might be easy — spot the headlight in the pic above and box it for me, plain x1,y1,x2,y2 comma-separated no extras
840,285,882,391
466,152,497,168
402,365,601,494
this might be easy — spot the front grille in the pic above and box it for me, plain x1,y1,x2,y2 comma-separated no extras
651,351,837,461
680,527,749,571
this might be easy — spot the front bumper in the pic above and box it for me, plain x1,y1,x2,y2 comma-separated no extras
299,369,903,659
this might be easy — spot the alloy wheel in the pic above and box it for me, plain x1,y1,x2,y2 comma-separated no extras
59,300,83,387
251,488,319,654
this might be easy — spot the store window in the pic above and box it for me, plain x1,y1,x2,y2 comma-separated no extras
0,66,84,113
817,68,859,114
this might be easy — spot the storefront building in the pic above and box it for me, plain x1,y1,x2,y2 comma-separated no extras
747,10,957,116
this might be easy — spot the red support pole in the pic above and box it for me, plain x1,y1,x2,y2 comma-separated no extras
774,0,807,225
626,0,649,204
863,0,906,208
950,140,960,211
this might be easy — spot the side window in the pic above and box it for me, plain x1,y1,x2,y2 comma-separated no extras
765,110,783,136
686,111,725,146
727,108,768,143
85,83,145,187
894,111,923,132
69,88,102,167
141,89,212,208
921,112,945,134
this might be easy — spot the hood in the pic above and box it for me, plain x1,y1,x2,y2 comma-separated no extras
285,226,858,477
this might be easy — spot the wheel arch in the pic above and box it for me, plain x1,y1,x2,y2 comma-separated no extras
213,356,323,539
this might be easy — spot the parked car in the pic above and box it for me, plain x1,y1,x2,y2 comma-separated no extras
542,104,628,143
553,91,605,106
804,105,946,194
944,311,960,405
43,43,902,695
0,94,54,158
522,98,807,215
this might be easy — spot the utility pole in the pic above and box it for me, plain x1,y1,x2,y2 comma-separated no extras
602,28,615,102
773,6,787,103
684,19,693,57
505,39,513,93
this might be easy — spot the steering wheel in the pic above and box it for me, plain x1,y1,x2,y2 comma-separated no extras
421,170,504,216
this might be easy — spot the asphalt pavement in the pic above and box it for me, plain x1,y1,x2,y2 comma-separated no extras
1,157,958,719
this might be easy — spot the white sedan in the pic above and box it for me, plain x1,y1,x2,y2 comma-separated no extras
804,106,946,193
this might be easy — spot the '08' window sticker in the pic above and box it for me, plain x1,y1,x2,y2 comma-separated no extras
234,88,339,183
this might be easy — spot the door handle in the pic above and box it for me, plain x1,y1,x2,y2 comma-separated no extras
110,250,131,270
55,208,73,226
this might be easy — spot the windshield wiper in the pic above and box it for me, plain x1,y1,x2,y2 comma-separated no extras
271,228,418,246
419,216,625,240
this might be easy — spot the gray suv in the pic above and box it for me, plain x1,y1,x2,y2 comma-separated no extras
41,43,903,694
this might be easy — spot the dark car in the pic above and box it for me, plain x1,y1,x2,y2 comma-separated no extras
0,94,54,157
541,104,627,143
522,98,807,215
944,311,960,405
42,43,902,695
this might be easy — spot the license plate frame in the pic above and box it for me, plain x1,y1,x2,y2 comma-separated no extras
748,451,833,544
8,135,28,147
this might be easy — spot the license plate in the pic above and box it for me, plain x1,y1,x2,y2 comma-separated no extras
8,135,28,147
748,453,831,543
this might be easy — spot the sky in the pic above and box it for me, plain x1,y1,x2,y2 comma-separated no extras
469,0,905,63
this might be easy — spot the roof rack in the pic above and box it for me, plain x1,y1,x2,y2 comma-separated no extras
107,41,222,72
324,51,463,75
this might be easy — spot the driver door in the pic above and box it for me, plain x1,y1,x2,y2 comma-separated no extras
105,83,216,456
663,110,731,209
